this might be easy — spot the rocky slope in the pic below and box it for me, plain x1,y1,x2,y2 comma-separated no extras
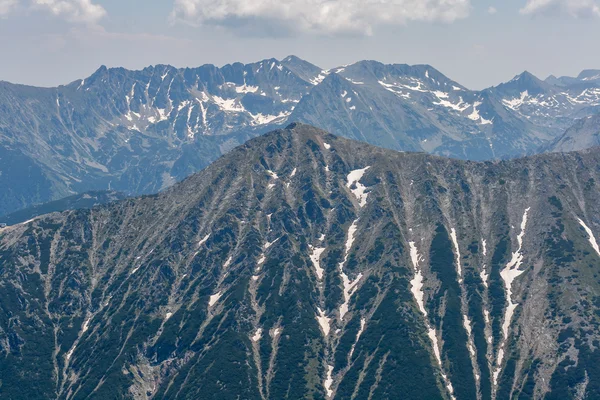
1,124,599,399
2,56,600,216
545,113,600,154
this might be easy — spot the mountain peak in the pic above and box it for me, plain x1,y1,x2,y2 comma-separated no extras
280,56,323,83
577,69,600,81
495,70,550,96
511,71,545,87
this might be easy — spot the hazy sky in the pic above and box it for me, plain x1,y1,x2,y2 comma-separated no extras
0,0,599,89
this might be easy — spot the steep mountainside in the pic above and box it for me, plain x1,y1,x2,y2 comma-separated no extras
0,190,126,226
1,57,599,215
545,113,600,153
1,124,600,399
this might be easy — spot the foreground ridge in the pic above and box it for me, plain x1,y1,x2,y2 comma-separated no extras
1,124,600,399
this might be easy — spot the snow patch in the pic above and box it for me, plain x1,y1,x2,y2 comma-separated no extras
432,92,470,112
494,207,530,385
468,101,493,125
235,84,259,94
316,307,331,336
264,237,279,250
409,240,454,398
252,328,262,342
450,228,463,282
82,316,92,333
463,315,476,357
349,318,366,358
213,96,246,113
409,242,428,317
339,219,363,320
480,269,489,288
310,70,330,85
309,245,326,280
257,254,266,265
209,291,222,307
346,167,371,208
323,142,331,150
324,365,334,398
199,234,210,246
578,218,600,257
503,91,529,110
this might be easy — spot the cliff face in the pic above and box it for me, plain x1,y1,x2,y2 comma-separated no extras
1,124,600,399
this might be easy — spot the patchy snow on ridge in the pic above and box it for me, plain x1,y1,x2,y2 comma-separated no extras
468,101,493,125
235,84,259,94
346,167,371,207
212,96,246,113
432,91,469,112
310,70,330,85
503,91,529,110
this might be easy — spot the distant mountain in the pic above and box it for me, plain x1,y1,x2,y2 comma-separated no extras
492,71,600,133
1,56,599,215
0,57,319,215
545,113,600,153
291,61,549,160
0,190,126,226
546,69,600,86
2,124,600,399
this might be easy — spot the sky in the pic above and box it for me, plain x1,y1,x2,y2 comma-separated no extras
0,0,599,90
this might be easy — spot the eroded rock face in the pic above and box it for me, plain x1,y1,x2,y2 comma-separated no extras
1,123,600,399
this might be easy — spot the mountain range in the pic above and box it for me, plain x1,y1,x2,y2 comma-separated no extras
1,124,600,399
1,56,599,216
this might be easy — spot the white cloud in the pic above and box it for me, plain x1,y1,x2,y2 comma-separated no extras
520,0,600,17
488,6,498,14
171,0,472,35
0,0,18,15
32,0,106,24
